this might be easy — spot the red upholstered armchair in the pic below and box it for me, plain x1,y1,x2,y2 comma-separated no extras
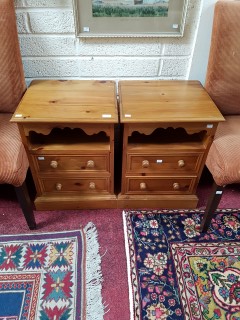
200,0,240,232
0,0,36,229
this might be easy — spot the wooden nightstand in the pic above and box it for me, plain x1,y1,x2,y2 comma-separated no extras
11,80,118,210
118,80,225,209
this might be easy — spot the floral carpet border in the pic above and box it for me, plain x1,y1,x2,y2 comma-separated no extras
171,241,240,320
123,209,240,320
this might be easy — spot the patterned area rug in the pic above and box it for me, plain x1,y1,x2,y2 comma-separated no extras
123,209,240,320
0,223,104,320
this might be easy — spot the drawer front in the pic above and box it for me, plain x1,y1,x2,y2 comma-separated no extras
125,177,196,194
127,154,203,174
34,155,109,173
40,177,110,194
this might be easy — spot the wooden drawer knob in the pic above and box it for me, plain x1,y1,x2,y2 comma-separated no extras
87,160,95,168
50,160,58,168
178,160,185,168
140,182,147,190
89,182,96,190
55,183,62,191
173,182,180,190
142,160,150,168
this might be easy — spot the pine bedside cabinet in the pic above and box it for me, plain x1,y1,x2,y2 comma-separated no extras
11,80,118,210
118,80,225,209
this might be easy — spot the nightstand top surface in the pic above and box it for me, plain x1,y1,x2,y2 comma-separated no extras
119,80,225,123
11,80,118,123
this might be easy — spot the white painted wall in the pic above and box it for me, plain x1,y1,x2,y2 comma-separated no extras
188,0,217,84
14,0,215,84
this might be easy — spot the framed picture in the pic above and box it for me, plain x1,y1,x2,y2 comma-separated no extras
73,0,189,38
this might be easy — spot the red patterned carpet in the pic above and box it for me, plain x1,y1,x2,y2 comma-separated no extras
0,185,129,320
0,169,239,320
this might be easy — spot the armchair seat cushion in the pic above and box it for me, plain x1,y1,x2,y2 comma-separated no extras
0,113,29,187
206,115,240,186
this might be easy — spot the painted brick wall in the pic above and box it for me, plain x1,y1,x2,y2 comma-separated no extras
14,0,202,82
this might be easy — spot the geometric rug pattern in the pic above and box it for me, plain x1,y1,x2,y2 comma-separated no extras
0,223,104,319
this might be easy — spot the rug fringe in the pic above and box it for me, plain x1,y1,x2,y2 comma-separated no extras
122,211,134,320
84,222,104,320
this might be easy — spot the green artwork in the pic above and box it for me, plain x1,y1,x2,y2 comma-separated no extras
92,0,169,17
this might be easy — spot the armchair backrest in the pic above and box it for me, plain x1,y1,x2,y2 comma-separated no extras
205,0,240,116
0,0,26,113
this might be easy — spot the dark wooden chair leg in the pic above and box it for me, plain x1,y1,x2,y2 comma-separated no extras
200,182,224,233
15,181,37,230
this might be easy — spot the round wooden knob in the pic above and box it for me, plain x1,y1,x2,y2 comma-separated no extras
87,160,95,168
140,182,147,190
173,182,180,190
50,160,58,168
142,160,150,168
178,160,185,168
55,183,62,191
89,182,96,190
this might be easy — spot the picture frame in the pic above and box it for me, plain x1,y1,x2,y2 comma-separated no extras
73,0,189,38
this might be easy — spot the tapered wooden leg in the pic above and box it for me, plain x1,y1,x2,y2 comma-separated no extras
15,182,37,230
200,182,224,233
